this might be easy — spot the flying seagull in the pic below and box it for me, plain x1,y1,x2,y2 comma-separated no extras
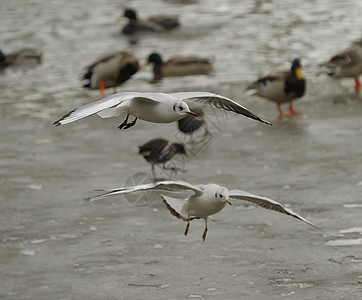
85,180,317,241
52,92,271,130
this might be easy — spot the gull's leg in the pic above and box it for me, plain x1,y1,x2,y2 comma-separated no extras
288,102,301,116
184,216,191,237
113,87,118,94
354,76,361,92
202,218,208,242
123,117,138,129
117,114,130,130
99,80,106,98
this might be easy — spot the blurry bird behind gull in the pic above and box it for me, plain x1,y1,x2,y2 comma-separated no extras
139,138,186,179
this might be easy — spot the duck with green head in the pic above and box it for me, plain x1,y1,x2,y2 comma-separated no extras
121,8,180,35
145,52,213,81
247,59,306,118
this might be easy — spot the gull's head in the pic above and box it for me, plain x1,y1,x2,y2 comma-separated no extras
173,100,198,117
214,186,231,206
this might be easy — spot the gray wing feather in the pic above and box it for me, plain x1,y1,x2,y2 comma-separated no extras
229,189,318,228
53,92,160,126
171,92,271,125
86,180,203,202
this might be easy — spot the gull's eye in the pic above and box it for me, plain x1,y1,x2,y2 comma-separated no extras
219,194,223,198
179,106,184,111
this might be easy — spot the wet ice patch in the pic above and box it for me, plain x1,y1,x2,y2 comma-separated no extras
339,227,362,234
326,238,362,246
274,282,313,288
27,184,42,190
21,249,36,256
343,203,362,208
33,138,53,144
30,239,47,244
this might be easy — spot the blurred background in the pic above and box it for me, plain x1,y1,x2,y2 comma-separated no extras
1,0,362,299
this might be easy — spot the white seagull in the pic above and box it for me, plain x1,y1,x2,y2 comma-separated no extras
85,181,317,241
53,92,271,129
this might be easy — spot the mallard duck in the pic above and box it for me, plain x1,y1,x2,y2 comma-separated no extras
320,41,362,92
145,52,213,81
247,59,306,118
139,138,186,179
0,48,42,69
121,8,180,35
82,51,139,98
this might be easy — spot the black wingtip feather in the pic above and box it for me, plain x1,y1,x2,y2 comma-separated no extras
52,109,76,126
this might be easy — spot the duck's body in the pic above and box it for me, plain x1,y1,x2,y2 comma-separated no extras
139,138,186,178
146,52,212,81
82,51,139,98
0,48,42,69
121,9,180,35
320,42,362,92
247,59,306,117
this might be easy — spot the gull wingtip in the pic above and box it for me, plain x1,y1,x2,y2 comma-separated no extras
258,116,272,126
52,120,61,126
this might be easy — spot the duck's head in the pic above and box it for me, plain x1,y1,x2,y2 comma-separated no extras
147,52,163,66
214,186,232,206
291,58,303,79
124,8,137,20
172,100,198,118
0,50,6,62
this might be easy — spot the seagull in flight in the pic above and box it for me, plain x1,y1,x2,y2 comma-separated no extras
85,180,317,241
53,92,271,130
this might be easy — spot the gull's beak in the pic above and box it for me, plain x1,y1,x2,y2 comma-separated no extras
186,111,198,117
226,199,232,206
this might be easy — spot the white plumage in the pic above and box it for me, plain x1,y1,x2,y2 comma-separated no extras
53,92,271,130
85,180,317,241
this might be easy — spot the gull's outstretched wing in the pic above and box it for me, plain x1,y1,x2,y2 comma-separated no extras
161,195,188,221
52,92,161,126
171,92,271,125
229,189,317,228
86,180,203,202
